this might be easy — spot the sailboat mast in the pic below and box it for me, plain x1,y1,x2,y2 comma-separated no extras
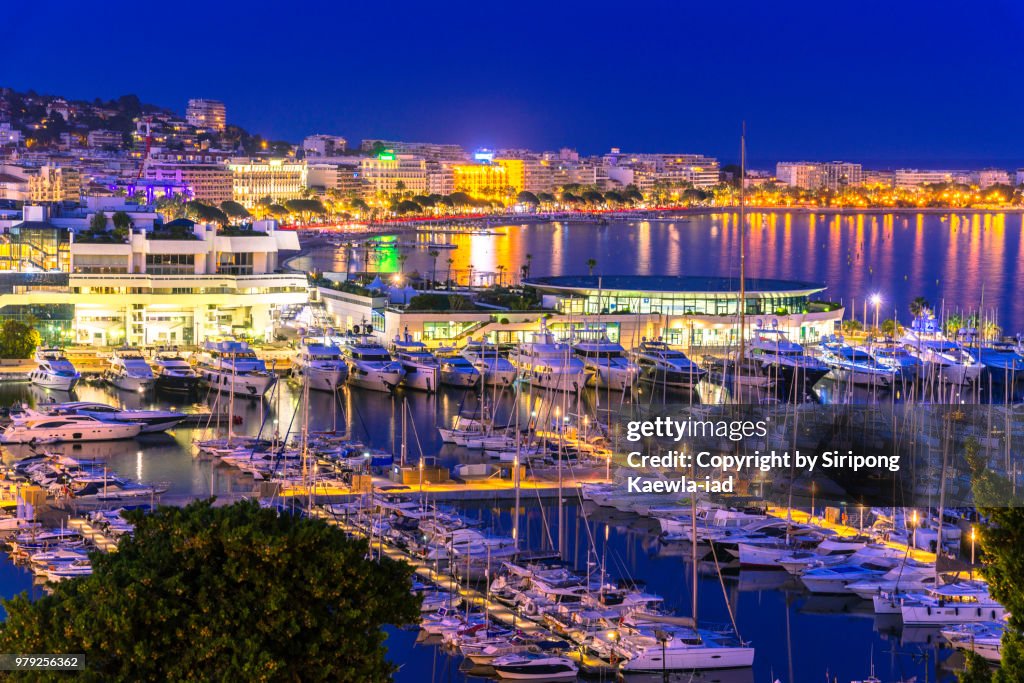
738,124,747,362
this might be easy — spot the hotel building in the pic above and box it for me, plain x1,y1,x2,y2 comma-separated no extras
359,155,428,197
228,159,307,207
141,161,234,204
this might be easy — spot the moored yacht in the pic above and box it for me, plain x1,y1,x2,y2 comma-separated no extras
491,653,578,680
339,329,404,392
461,340,515,385
0,410,142,443
818,335,898,387
859,338,921,381
105,347,155,393
632,338,706,389
391,336,440,392
572,332,639,391
293,338,348,391
31,401,187,433
901,318,983,385
746,325,830,390
900,582,1007,625
436,349,481,388
152,354,201,394
29,347,81,392
195,340,278,397
508,325,586,392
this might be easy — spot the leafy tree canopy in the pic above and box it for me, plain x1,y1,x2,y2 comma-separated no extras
0,320,41,359
219,200,251,219
0,500,420,682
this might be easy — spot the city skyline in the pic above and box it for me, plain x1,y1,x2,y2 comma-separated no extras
5,1,1024,163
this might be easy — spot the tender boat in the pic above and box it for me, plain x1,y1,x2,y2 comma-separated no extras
572,332,639,391
391,337,440,392
152,354,201,393
632,338,706,389
105,347,156,392
27,401,187,434
508,325,586,392
462,340,516,385
818,335,898,387
195,340,277,397
339,329,404,392
436,349,481,388
0,410,142,443
293,338,348,391
29,347,80,392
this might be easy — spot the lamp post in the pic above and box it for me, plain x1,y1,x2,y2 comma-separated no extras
911,509,919,551
870,293,882,333
970,526,977,578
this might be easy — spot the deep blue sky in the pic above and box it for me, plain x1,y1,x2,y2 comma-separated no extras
4,0,1024,166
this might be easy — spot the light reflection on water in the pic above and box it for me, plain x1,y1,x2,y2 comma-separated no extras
292,212,1024,333
0,380,960,682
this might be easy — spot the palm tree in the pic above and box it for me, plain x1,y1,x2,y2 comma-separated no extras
586,258,597,276
944,313,964,338
524,253,533,279
520,264,529,283
397,252,408,275
496,264,506,286
445,257,454,290
467,265,474,289
344,242,356,278
428,249,440,287
909,296,931,319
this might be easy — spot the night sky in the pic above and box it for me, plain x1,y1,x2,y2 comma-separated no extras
4,0,1024,165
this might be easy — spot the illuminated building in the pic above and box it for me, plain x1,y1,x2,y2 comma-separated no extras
0,215,304,345
974,169,1010,189
303,134,348,157
606,152,720,190
452,163,509,198
894,169,971,189
86,130,124,149
142,161,233,204
185,98,227,133
777,162,862,191
359,154,427,197
228,159,307,206
0,165,29,202
359,139,466,161
27,165,81,203
306,160,363,196
0,123,22,147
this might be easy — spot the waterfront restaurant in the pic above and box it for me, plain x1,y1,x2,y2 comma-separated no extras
369,275,843,350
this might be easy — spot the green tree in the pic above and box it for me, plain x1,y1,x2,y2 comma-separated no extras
219,200,251,220
841,319,863,334
397,252,408,275
110,211,133,241
0,500,419,682
880,319,900,338
945,313,965,337
88,211,107,233
185,201,228,225
0,320,41,359
516,191,540,206
959,651,993,683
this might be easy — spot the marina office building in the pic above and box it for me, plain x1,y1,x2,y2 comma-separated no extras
320,275,843,350
0,205,304,345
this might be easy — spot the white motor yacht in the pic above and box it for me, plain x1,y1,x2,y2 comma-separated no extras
436,349,481,388
746,325,830,389
29,347,81,392
900,582,1007,625
632,338,706,389
1,410,142,443
31,401,187,433
491,653,578,680
508,325,585,392
901,332,984,385
860,338,921,380
195,340,278,397
572,332,639,391
105,347,155,393
462,340,515,385
293,338,348,391
339,330,404,392
391,336,440,392
819,335,898,387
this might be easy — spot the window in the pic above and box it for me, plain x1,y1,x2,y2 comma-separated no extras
146,253,195,274
217,252,254,275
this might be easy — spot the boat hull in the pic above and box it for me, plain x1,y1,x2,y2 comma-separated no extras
30,371,79,391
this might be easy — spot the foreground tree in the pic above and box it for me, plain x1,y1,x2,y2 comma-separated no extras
0,320,41,358
0,500,420,682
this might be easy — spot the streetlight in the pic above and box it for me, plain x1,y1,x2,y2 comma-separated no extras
870,293,882,332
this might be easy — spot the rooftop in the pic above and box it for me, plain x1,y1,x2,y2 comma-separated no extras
523,274,824,294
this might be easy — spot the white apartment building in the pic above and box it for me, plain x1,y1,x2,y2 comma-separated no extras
228,159,307,206
303,134,348,157
894,169,975,188
974,168,1011,189
360,140,467,161
359,155,428,197
86,130,124,149
0,123,23,146
186,99,227,132
777,161,862,191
